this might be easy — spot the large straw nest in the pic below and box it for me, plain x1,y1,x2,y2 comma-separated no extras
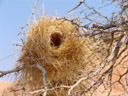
16,16,106,96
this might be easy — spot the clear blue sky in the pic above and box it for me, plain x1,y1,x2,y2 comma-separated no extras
0,0,118,81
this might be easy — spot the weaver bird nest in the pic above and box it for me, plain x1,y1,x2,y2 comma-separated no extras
16,16,106,96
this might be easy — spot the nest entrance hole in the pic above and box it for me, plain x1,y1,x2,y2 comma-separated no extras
50,33,63,48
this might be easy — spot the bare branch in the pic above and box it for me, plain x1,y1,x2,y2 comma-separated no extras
68,0,85,13
0,66,24,77
0,65,36,77
17,0,39,36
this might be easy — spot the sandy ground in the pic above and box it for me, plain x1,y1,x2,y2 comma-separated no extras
0,81,12,96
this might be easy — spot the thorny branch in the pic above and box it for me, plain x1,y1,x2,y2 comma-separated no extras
0,0,128,96
0,66,24,77
0,65,37,77
68,0,85,13
36,64,47,96
17,0,39,36
64,0,128,95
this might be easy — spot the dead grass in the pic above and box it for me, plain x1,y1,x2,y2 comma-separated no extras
16,16,107,96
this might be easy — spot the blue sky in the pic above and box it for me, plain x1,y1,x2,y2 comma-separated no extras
0,0,118,81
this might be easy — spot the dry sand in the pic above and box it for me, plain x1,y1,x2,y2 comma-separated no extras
0,81,12,96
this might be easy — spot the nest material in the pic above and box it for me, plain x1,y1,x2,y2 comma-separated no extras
17,17,102,95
